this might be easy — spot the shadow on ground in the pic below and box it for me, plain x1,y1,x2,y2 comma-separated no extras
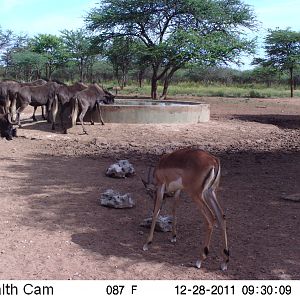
3,148,300,279
232,114,300,130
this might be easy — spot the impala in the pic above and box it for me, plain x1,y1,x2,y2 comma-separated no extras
142,147,229,271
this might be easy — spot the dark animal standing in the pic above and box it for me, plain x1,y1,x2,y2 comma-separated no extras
0,113,17,140
69,83,115,134
21,79,48,121
0,79,47,121
16,81,60,127
52,82,88,131
0,81,20,117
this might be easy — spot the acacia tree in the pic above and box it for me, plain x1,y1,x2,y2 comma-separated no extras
254,28,300,97
0,26,13,51
106,36,137,88
11,51,47,81
61,29,95,82
0,29,29,78
86,0,257,99
30,34,68,80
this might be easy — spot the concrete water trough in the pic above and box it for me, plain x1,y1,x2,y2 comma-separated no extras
94,99,210,124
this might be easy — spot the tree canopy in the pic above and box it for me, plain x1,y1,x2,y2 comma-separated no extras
86,0,257,98
253,28,300,97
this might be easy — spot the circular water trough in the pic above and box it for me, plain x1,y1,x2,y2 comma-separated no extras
96,99,210,124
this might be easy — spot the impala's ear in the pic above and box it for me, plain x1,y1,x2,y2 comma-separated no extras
141,177,148,188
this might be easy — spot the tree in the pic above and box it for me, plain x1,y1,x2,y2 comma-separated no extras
106,36,136,88
1,29,29,78
86,0,257,99
0,26,13,51
254,28,300,97
30,34,68,80
61,29,95,82
11,51,47,81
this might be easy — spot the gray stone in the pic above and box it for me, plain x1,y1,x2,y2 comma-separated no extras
106,160,135,178
281,193,300,202
140,215,173,232
100,189,135,208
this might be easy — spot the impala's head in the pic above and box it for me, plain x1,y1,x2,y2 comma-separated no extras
141,167,156,199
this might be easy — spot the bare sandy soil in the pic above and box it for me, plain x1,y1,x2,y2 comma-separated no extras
0,96,299,280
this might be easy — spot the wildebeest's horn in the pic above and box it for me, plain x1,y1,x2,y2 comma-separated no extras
5,113,12,124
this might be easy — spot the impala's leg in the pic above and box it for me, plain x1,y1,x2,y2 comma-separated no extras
192,195,216,269
171,190,181,243
205,189,229,271
143,183,165,251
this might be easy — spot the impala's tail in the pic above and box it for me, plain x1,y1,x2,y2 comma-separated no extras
202,160,223,226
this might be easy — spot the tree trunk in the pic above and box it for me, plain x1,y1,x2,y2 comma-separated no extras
138,69,144,88
290,67,294,98
161,77,170,100
160,67,179,100
80,58,84,82
151,66,159,99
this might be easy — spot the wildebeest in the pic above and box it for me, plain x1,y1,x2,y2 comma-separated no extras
0,112,17,140
0,79,47,121
16,81,60,127
51,82,88,131
0,80,20,116
69,83,115,134
21,79,48,121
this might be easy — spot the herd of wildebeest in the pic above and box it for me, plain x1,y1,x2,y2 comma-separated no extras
0,79,115,139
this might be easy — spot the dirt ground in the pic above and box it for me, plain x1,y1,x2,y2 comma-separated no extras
0,96,299,280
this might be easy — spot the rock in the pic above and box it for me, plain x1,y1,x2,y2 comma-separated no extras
100,189,135,208
140,215,173,232
281,193,300,202
106,160,135,178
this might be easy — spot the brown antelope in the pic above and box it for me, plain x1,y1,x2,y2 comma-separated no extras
142,147,229,271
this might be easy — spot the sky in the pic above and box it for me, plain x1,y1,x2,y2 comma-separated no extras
0,0,299,69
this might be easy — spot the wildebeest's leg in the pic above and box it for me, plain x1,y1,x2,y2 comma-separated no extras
5,97,11,115
46,102,52,123
42,105,47,120
71,98,78,127
60,104,67,134
96,102,105,125
78,104,89,134
51,97,58,130
10,96,17,122
31,106,38,122
16,102,29,127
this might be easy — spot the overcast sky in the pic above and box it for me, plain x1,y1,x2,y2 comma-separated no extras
0,0,299,69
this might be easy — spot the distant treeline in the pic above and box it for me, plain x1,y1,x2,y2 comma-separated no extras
1,58,299,90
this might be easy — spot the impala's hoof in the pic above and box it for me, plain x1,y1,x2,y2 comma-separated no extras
195,260,202,269
143,243,149,251
171,236,177,243
220,262,228,271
